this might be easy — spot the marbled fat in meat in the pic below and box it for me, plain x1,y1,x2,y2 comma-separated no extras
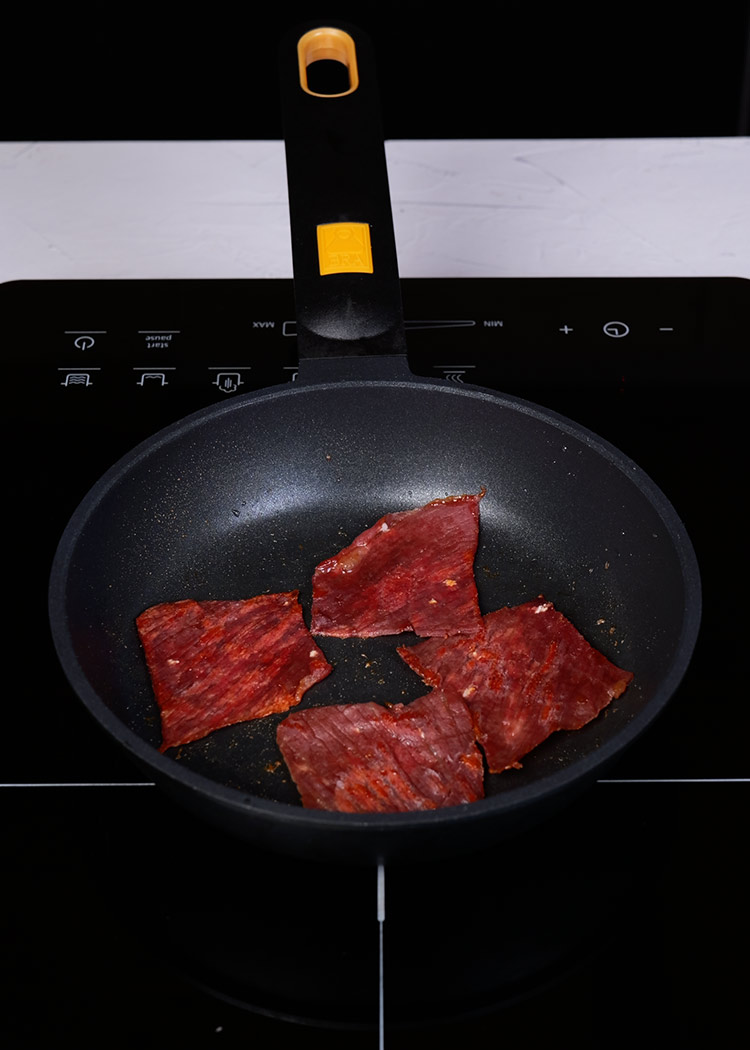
136,593,332,751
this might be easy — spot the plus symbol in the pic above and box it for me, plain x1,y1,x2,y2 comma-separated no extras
559,324,574,334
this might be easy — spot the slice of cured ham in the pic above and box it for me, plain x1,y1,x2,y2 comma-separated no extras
136,592,332,752
276,690,485,812
310,492,484,639
398,599,633,773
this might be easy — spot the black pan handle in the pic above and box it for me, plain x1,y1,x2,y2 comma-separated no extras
279,23,408,363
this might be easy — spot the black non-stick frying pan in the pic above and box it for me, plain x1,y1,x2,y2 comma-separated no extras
48,23,700,864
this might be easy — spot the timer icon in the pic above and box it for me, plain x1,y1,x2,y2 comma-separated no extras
603,321,630,338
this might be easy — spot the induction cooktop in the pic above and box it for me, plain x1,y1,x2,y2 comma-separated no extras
2,276,748,1049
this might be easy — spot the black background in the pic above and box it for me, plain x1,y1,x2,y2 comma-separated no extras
3,2,750,140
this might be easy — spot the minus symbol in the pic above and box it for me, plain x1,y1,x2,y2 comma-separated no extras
658,327,674,331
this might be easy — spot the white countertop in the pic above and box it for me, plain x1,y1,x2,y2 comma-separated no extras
2,138,749,284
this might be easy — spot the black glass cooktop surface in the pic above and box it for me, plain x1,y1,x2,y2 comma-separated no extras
2,277,748,1048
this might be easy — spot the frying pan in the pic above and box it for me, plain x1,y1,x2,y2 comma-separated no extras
48,23,700,864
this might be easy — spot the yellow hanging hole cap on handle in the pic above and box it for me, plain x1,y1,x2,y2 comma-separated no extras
297,27,359,97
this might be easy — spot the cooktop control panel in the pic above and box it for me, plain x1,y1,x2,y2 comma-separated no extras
6,275,743,495
7,275,743,430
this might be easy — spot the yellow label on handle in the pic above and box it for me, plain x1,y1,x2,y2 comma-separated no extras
317,222,373,275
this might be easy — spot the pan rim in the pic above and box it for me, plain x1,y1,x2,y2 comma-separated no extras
48,374,702,835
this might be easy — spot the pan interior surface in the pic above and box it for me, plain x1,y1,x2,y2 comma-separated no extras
51,378,699,824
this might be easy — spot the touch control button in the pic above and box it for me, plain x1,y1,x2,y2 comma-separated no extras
603,321,630,338
65,330,105,350
139,330,180,350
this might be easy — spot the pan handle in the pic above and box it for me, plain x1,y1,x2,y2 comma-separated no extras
280,24,409,367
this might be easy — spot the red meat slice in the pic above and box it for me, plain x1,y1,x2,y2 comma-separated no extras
398,599,633,773
276,690,485,812
136,592,332,752
310,492,484,638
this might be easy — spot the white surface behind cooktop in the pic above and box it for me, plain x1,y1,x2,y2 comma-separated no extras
1,138,749,284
